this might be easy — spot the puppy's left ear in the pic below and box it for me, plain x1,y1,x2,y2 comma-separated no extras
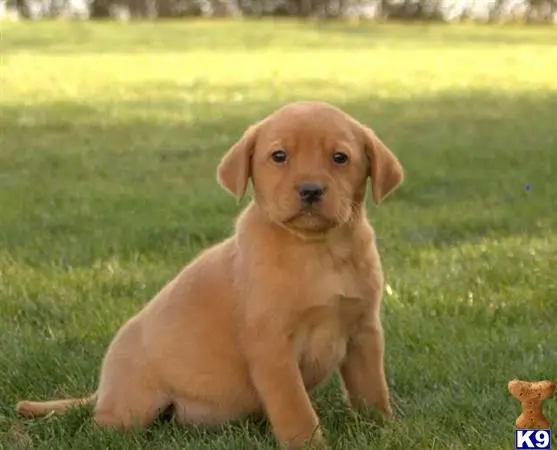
361,124,404,205
217,123,260,200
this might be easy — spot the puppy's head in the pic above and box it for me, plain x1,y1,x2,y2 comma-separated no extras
217,101,403,234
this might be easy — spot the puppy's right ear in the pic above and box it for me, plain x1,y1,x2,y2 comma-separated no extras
217,124,259,200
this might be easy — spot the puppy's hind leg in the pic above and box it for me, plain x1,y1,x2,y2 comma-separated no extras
93,322,169,429
94,383,168,430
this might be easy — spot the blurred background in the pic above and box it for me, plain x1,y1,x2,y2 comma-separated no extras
2,0,557,23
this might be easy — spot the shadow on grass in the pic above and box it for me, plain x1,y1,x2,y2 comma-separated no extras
1,83,556,266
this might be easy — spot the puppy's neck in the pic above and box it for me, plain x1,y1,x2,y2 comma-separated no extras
237,201,367,244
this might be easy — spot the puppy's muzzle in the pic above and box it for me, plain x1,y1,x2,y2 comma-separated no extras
297,182,325,205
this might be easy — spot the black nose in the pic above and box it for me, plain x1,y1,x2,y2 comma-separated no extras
298,182,324,204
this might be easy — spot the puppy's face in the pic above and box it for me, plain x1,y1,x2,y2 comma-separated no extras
249,107,367,233
217,101,403,234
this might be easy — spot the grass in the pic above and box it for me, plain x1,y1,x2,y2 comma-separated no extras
1,19,557,449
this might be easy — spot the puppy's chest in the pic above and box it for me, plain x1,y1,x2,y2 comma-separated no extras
290,245,378,388
301,240,374,300
293,293,369,390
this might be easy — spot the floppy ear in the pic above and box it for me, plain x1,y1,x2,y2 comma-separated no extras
216,124,259,200
361,124,404,205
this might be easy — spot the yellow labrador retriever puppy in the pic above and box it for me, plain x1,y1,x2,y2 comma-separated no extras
16,101,403,449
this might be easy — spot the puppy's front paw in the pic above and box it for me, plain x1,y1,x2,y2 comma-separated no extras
380,402,394,421
282,426,328,450
376,399,394,421
368,393,394,422
353,401,394,425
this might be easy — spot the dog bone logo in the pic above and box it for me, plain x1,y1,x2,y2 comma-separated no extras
508,379,555,429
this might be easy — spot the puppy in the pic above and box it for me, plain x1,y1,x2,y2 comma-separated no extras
16,101,403,449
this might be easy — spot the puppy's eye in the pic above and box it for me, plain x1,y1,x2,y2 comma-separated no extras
332,152,349,165
271,150,287,164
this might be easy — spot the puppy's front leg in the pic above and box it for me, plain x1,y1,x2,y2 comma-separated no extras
340,319,393,420
243,325,326,449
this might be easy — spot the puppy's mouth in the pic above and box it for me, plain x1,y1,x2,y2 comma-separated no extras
284,206,323,221
282,207,337,232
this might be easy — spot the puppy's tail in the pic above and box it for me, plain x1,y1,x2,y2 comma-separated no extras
16,392,97,418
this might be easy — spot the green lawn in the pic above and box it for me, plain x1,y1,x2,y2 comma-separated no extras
1,20,556,450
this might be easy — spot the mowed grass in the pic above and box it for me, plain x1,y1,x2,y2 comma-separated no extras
1,20,557,449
